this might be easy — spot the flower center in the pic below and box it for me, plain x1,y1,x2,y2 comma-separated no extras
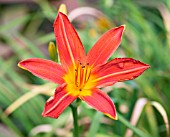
74,61,91,91
63,61,96,97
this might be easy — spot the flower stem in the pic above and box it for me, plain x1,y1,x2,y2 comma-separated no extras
70,99,81,137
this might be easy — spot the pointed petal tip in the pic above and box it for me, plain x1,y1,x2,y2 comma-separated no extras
113,25,125,33
121,24,126,31
147,64,151,68
41,104,60,119
41,109,52,118
115,25,125,36
17,61,27,70
116,24,125,32
17,62,21,67
105,113,118,120
41,112,46,117
120,24,126,30
143,63,151,70
41,111,59,119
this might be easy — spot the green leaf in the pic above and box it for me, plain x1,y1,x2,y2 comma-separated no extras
88,112,103,137
118,113,151,137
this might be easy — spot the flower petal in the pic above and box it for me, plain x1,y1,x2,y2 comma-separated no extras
92,58,150,87
79,88,117,120
54,12,86,70
87,25,125,67
18,58,65,84
42,84,77,118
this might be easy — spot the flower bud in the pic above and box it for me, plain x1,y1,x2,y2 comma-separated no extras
48,42,57,62
58,4,67,15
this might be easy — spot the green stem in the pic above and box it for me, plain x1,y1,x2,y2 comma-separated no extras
70,99,80,137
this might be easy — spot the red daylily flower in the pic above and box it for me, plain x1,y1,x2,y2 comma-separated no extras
18,12,150,120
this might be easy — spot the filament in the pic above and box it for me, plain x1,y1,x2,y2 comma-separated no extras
74,61,91,89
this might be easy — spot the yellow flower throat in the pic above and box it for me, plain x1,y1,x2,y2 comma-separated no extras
64,61,95,96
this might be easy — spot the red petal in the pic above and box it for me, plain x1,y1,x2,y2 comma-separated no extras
54,12,86,70
18,58,65,84
79,88,117,120
92,58,150,87
42,84,77,118
87,25,125,67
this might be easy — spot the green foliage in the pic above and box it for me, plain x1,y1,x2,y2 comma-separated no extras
0,0,169,136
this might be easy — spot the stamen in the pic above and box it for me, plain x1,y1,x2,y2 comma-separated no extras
74,61,91,90
77,62,81,87
79,65,84,87
82,66,87,85
85,64,91,82
75,69,78,86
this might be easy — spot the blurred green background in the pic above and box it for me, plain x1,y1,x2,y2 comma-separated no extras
0,0,170,137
